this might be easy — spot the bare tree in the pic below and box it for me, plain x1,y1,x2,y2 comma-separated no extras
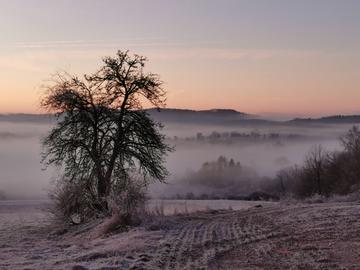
274,127,360,198
340,125,360,190
341,126,360,155
302,145,329,196
41,50,171,221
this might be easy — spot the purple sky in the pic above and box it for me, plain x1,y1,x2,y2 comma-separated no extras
1,0,359,116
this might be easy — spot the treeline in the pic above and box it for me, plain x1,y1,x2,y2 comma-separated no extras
163,156,279,201
275,126,360,198
164,126,360,201
169,130,307,144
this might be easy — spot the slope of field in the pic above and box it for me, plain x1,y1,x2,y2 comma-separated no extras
1,201,360,270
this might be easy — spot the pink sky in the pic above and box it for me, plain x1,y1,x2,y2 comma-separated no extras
1,0,359,116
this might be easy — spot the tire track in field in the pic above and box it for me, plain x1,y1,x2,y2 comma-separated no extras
5,203,360,270
134,209,282,270
209,204,360,270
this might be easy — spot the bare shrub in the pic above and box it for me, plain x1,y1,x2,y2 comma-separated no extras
49,179,102,225
91,190,148,238
341,125,360,156
275,126,360,200
49,173,148,229
108,174,148,227
296,145,330,197
339,126,360,190
274,165,302,197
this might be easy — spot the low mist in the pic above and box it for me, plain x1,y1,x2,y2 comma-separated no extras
0,116,353,200
0,122,53,199
152,123,343,198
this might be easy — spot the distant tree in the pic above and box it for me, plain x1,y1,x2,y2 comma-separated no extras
229,158,235,167
185,192,195,200
273,165,302,197
196,132,204,141
301,145,329,196
274,127,360,199
275,168,290,196
324,151,350,194
41,50,171,221
183,156,255,196
339,125,360,190
341,126,360,155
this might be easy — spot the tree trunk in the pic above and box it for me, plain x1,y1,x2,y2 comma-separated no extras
97,175,110,211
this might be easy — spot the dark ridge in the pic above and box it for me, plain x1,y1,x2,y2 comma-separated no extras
145,108,250,116
0,113,55,123
2,110,360,126
144,108,261,125
289,115,360,124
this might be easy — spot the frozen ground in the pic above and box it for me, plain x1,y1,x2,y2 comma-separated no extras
1,200,360,269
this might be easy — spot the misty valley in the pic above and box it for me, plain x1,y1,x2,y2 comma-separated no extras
2,109,360,269
2,1,360,269
0,109,351,201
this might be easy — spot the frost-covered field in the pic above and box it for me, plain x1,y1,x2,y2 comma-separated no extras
1,200,360,270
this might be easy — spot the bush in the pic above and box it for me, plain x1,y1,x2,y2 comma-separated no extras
108,174,148,226
274,165,303,197
49,179,101,225
275,126,360,199
50,174,148,226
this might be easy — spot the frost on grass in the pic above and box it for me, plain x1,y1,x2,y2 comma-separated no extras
2,200,360,270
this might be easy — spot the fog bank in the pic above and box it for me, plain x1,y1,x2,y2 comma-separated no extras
0,118,353,199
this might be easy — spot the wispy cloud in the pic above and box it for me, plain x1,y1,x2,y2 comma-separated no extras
146,48,337,61
1,36,347,64
3,38,226,49
0,41,354,75
9,38,164,49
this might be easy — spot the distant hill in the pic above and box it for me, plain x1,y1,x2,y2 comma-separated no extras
2,110,360,127
0,109,274,127
0,113,54,123
145,108,262,125
0,109,254,125
289,115,360,124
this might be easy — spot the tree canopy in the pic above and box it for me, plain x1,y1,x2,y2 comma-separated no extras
41,50,171,220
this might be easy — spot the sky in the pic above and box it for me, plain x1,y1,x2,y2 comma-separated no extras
0,0,360,116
